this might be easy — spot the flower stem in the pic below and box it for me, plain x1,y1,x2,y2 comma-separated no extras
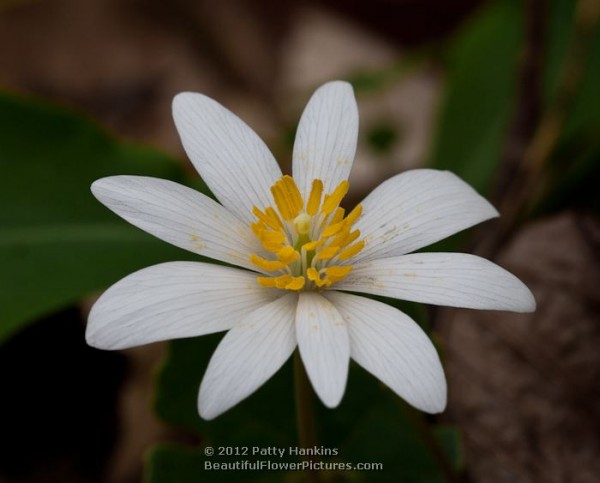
402,404,461,483
294,350,321,483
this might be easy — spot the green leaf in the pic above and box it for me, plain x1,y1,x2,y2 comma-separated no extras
528,0,600,217
0,92,198,342
315,363,461,482
155,335,297,443
429,0,600,220
428,0,522,193
545,0,600,143
533,140,600,216
543,0,575,104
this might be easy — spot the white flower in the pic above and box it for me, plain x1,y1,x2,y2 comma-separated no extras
86,81,535,420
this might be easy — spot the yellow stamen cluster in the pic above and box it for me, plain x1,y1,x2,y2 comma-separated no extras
250,175,364,291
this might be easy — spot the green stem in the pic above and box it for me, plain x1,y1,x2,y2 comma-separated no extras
294,350,321,483
403,404,461,483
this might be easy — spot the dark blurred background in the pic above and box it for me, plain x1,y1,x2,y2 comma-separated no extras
0,0,599,482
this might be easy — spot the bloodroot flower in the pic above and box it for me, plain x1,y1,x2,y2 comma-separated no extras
87,81,535,420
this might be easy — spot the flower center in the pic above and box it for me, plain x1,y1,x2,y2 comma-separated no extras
249,175,364,291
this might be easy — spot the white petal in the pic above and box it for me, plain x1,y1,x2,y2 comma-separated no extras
326,292,446,413
352,170,499,262
91,176,264,272
172,93,282,225
198,294,297,420
335,253,536,312
296,292,350,408
292,81,359,198
86,262,278,350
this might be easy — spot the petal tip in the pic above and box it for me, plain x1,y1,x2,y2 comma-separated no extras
198,396,223,421
417,381,447,414
84,323,112,351
198,392,225,421
172,91,197,109
503,270,536,313
487,203,501,219
172,92,214,124
426,398,448,414
90,175,131,199
310,375,347,409
85,309,125,351
321,393,344,409
84,327,99,348
198,406,219,421
90,177,108,197
518,287,537,313
314,80,356,101
321,79,353,90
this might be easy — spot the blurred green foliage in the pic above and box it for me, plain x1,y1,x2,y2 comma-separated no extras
366,122,400,155
348,54,425,94
428,0,522,193
540,0,600,216
430,0,600,214
0,93,195,342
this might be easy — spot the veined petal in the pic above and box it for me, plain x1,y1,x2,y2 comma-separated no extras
172,92,282,225
87,262,279,350
292,81,358,199
296,292,350,408
352,170,499,262
326,292,446,413
335,253,536,313
198,294,297,420
91,176,263,272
